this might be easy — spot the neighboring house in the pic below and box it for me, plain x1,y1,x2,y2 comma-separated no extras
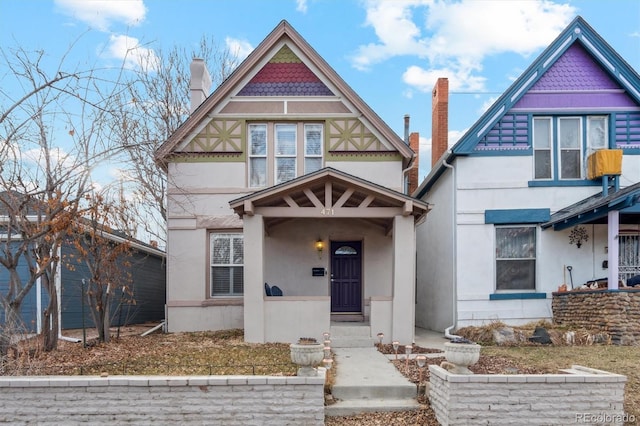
155,20,429,344
0,202,166,334
414,16,640,332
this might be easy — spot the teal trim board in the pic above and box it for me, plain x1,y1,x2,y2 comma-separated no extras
490,293,547,300
485,208,550,224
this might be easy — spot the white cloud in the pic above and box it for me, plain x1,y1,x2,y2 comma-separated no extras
402,65,486,93
296,0,308,13
226,37,254,61
54,0,146,32
355,0,576,91
351,0,431,71
105,34,159,71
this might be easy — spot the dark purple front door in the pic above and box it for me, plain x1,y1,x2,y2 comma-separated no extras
330,241,362,313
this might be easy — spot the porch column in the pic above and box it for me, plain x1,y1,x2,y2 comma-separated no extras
607,210,619,290
391,214,416,344
243,214,265,342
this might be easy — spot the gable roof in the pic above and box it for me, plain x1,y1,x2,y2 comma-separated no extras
155,20,414,167
229,167,430,231
414,16,640,198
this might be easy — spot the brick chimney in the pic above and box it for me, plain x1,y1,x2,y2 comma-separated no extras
431,78,449,167
407,132,420,195
190,58,212,113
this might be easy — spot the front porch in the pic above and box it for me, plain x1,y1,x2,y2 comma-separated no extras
230,168,430,344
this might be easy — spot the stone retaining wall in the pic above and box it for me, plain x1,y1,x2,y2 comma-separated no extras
552,288,640,345
429,365,628,426
0,372,326,425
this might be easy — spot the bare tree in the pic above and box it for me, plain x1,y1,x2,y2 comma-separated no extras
0,44,126,351
65,193,135,343
111,36,240,245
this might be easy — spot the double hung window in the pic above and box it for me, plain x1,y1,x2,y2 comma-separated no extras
495,226,536,291
249,124,267,187
248,122,324,187
275,124,297,184
533,116,608,180
210,233,244,297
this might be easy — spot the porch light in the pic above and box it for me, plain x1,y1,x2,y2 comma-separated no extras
315,239,325,257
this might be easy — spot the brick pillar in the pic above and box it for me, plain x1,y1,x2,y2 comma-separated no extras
431,78,449,167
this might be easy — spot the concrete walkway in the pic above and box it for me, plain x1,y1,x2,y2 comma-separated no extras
325,327,447,416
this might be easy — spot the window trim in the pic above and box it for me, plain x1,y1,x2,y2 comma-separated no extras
557,117,583,180
246,121,325,187
532,115,610,183
209,231,244,298
274,123,297,185
494,225,538,293
304,123,324,174
533,116,553,180
248,123,268,188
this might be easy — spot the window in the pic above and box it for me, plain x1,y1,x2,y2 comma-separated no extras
247,122,324,187
275,124,297,184
558,117,581,179
304,124,323,174
249,124,267,188
533,117,552,179
210,233,243,296
533,116,608,181
495,226,536,291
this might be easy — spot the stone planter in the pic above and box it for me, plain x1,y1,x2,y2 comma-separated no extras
443,341,481,374
290,343,324,376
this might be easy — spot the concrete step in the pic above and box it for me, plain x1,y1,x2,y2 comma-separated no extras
331,381,417,400
330,324,371,337
329,347,418,416
329,336,375,348
330,324,373,348
325,398,421,417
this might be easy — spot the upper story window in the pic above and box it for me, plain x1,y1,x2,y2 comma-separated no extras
249,124,267,187
533,116,608,181
249,122,324,188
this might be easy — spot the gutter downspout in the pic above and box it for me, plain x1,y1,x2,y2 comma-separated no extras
442,151,462,340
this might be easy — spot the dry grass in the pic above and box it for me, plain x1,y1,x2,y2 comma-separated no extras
2,324,639,425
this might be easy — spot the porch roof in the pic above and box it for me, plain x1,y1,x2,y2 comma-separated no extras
542,182,640,231
229,167,430,231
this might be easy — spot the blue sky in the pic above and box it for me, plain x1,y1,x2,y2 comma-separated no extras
1,0,639,180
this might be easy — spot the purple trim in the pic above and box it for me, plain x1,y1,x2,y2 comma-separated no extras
514,92,636,109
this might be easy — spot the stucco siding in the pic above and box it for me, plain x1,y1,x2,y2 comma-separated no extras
324,160,403,191
167,305,243,332
264,219,392,299
416,170,454,332
166,229,207,301
449,155,619,327
168,162,247,191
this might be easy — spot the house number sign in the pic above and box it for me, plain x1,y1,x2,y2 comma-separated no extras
320,208,334,216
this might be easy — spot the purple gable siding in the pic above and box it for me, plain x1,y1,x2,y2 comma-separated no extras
513,43,636,110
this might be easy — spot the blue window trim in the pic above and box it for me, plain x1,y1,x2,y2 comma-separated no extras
485,208,550,224
528,180,601,187
490,292,547,300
